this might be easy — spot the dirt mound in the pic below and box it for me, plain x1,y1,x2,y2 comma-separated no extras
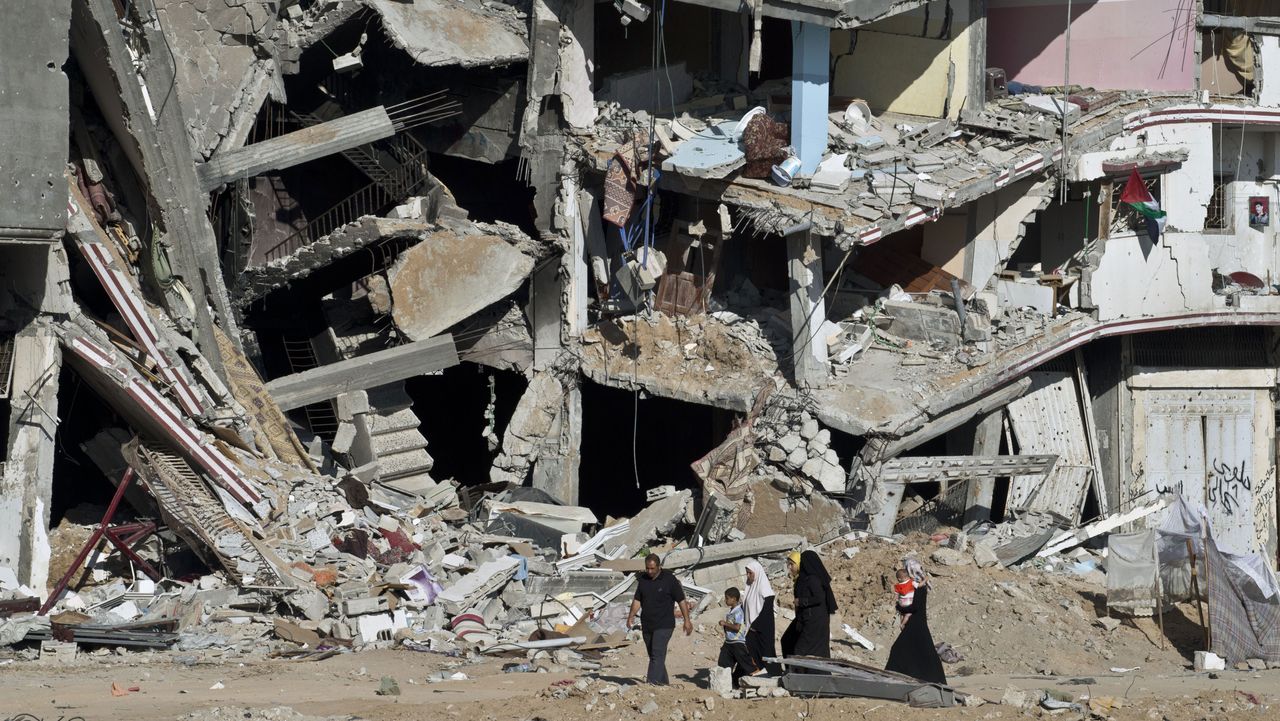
772,533,1198,677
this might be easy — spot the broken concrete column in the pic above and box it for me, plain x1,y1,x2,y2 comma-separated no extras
530,381,582,506
528,261,562,371
964,411,1002,525
558,0,597,129
0,245,71,593
492,372,581,505
559,175,590,341
787,229,828,388
0,319,62,593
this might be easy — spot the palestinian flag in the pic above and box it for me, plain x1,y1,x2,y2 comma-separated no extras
1119,168,1166,240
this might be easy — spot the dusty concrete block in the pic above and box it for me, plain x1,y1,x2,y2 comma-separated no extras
973,543,999,568
342,596,390,616
1000,687,1030,708
709,666,734,697
930,548,971,567
333,422,357,455
779,434,803,453
882,300,961,349
336,390,370,421
1096,617,1121,633
786,448,808,469
39,640,78,664
1195,651,1226,671
289,588,331,622
800,417,819,440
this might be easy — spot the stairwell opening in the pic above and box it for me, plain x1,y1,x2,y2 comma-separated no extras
578,379,735,520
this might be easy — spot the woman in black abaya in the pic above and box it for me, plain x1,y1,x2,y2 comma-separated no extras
885,563,947,684
780,550,837,658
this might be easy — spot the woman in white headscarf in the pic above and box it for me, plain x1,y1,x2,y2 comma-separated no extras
741,559,777,675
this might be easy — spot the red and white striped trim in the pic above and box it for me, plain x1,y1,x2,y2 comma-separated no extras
67,335,261,506
67,197,205,416
1125,106,1280,133
849,104,1280,247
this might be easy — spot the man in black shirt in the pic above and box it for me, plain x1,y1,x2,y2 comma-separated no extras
627,553,693,684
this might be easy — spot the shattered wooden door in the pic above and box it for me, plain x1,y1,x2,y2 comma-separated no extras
654,224,724,316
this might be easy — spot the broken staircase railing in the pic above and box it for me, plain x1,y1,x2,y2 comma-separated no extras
263,136,432,263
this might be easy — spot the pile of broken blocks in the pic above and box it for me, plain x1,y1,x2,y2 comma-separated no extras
0,472,801,664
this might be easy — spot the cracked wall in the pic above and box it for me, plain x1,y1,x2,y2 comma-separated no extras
1090,121,1280,319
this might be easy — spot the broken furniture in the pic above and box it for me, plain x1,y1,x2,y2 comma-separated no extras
768,656,958,707
39,468,162,616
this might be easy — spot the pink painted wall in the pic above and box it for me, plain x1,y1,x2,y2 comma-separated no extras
987,0,1196,92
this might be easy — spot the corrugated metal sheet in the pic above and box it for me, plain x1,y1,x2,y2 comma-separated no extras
1006,371,1094,522
1136,389,1261,553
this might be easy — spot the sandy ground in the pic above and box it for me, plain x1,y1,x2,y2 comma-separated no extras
1,641,1277,721
6,534,1273,720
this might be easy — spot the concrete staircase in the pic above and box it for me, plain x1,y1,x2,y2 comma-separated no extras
364,382,434,482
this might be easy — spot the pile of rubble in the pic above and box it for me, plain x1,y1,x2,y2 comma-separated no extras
0,450,804,665
752,409,846,494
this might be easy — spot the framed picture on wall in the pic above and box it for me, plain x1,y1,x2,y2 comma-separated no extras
1249,197,1270,227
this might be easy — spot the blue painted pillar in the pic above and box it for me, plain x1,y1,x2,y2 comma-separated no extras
791,21,830,176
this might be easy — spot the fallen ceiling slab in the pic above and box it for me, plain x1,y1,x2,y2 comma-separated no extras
369,0,529,69
388,225,538,341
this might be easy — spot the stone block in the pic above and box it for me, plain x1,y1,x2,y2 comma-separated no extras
709,666,734,697
1195,651,1226,671
336,390,370,421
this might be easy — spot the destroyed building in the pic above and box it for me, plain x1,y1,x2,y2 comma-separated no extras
1,0,1280,676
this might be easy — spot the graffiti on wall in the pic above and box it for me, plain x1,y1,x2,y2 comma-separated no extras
1207,459,1251,518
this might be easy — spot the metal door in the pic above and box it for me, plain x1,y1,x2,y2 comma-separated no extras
1006,371,1094,521
1139,389,1257,553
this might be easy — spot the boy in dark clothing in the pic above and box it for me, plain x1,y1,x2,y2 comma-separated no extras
717,587,759,676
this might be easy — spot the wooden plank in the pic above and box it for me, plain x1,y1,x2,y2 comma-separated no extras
267,334,458,411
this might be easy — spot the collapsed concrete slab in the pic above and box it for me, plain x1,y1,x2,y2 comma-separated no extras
437,555,521,614
660,534,802,569
388,222,541,341
0,244,71,593
153,0,279,159
196,107,398,192
57,313,267,512
601,490,693,560
370,0,529,69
